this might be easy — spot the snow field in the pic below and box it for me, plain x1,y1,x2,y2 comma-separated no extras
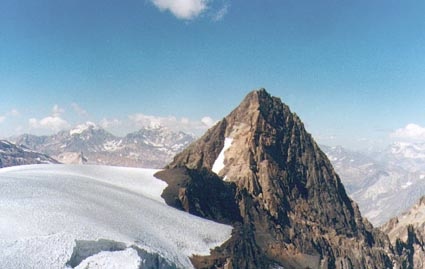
0,164,232,268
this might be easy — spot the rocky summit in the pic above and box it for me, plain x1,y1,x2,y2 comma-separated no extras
156,89,399,269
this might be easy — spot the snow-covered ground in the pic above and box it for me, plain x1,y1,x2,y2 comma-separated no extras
0,164,232,269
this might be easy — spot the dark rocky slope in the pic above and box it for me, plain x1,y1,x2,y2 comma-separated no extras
0,140,59,168
156,89,399,269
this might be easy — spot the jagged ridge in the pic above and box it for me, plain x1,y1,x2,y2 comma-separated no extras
382,196,425,269
12,125,195,168
0,140,59,168
158,89,398,269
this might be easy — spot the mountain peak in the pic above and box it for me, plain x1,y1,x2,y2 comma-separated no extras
69,121,99,135
230,88,281,124
241,88,272,105
160,88,396,268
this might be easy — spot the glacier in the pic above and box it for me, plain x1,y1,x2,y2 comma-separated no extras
0,164,232,269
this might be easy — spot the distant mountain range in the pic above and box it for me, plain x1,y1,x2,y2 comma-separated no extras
10,122,195,168
4,118,425,229
0,140,59,168
322,143,425,226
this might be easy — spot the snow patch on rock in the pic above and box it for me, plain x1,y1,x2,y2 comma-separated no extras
212,138,233,175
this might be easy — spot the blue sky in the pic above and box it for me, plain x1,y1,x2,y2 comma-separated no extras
1,0,425,150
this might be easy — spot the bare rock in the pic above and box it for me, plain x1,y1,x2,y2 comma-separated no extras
161,89,398,269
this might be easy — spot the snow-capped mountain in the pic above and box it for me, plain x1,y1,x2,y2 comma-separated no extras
0,164,232,269
320,145,384,193
383,141,425,172
0,140,59,168
322,144,425,226
12,122,195,168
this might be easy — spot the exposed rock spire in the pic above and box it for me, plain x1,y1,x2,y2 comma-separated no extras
158,89,399,269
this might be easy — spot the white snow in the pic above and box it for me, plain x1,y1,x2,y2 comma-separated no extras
75,248,141,269
420,174,425,180
401,181,413,189
0,164,232,269
56,152,84,165
103,139,123,152
70,122,97,136
212,138,233,175
390,141,425,159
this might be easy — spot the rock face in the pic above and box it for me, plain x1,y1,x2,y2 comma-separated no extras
0,140,59,168
12,123,195,168
382,196,425,269
157,89,398,269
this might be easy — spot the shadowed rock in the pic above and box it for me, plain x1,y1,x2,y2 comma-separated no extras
158,89,399,269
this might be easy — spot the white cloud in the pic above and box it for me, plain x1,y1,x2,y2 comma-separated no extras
151,0,207,20
99,118,122,129
0,109,20,124
129,114,164,129
181,117,190,124
128,113,215,134
391,123,425,141
212,3,229,21
7,109,19,117
29,116,70,132
71,103,88,117
201,116,215,127
28,105,69,133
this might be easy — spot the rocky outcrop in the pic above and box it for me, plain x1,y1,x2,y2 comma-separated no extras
382,196,425,269
56,151,88,164
155,167,241,225
0,140,59,168
157,89,398,269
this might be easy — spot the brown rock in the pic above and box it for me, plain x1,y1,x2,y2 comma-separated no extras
159,89,399,269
